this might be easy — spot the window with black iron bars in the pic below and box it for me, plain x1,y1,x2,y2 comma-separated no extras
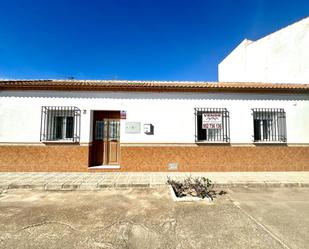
195,108,230,143
252,108,286,142
40,106,81,142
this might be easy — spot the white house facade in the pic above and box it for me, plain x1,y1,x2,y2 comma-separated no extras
218,17,309,84
0,80,308,172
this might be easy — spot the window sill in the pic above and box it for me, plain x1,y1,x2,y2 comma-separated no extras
253,141,287,145
89,165,120,169
42,140,80,144
195,141,230,144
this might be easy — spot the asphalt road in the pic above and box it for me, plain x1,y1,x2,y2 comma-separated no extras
229,187,309,249
0,187,308,249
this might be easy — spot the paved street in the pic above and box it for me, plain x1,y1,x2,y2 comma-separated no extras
0,172,309,190
229,187,309,249
0,187,308,249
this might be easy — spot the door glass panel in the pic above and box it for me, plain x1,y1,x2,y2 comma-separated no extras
109,120,120,141
95,121,104,140
104,120,108,140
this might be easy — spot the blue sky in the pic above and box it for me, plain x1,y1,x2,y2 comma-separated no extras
0,0,308,81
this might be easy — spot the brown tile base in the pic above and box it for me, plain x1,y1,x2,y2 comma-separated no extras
0,144,308,172
0,145,89,172
120,145,309,171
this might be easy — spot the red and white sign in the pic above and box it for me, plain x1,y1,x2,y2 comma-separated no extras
202,113,222,129
120,110,127,119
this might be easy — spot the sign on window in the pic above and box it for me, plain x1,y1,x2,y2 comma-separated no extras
202,113,222,129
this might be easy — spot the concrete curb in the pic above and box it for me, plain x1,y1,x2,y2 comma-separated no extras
0,181,309,191
169,185,212,203
214,182,309,188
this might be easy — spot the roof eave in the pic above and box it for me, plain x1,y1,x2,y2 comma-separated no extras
1,84,308,94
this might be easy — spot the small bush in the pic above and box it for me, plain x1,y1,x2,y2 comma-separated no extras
167,176,215,199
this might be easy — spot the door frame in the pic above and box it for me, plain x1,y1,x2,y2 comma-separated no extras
89,110,121,168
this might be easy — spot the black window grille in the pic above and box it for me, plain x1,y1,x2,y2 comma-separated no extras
40,106,81,142
252,108,286,142
195,108,230,143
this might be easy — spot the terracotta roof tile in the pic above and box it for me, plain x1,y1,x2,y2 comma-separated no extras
0,79,309,93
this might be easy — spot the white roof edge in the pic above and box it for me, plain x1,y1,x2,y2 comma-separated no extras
219,39,253,65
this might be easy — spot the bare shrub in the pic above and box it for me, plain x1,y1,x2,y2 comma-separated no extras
167,176,215,199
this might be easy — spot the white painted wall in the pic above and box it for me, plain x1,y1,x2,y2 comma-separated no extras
219,17,309,84
0,90,308,144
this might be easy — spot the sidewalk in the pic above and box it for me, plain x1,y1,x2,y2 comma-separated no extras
0,172,309,190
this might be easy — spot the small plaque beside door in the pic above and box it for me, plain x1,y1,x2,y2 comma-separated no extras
125,122,141,134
